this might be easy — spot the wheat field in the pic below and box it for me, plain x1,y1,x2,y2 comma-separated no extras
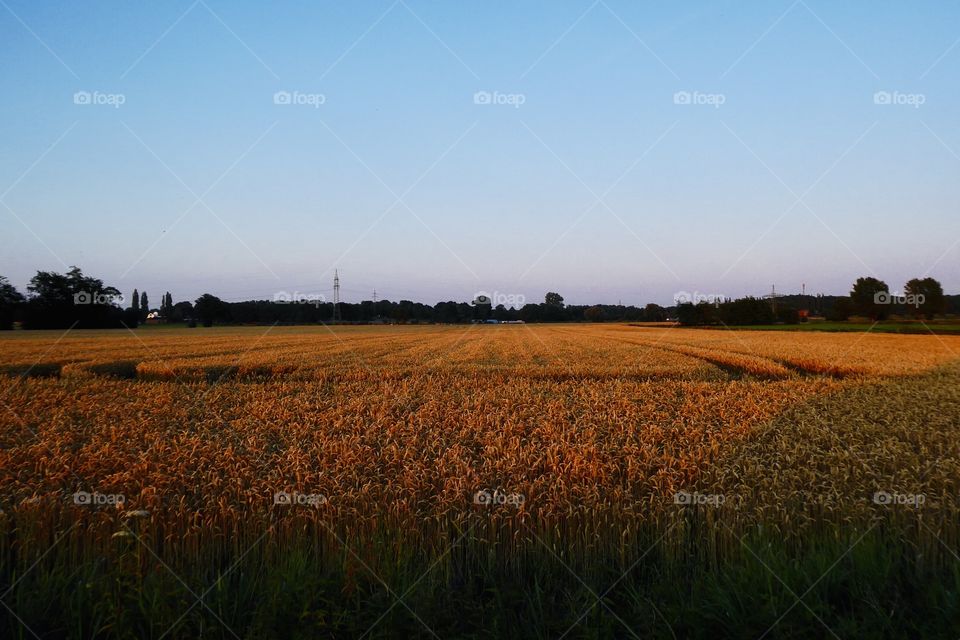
2,324,959,638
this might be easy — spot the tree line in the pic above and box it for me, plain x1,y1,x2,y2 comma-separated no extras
674,276,951,326
0,267,955,330
0,268,181,330
0,267,672,328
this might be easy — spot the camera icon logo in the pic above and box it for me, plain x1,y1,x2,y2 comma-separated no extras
473,490,492,505
273,491,292,505
473,91,492,105
73,291,92,305
873,291,891,305
273,91,292,105
873,491,892,505
73,491,92,505
673,91,691,105
873,91,891,105
73,91,91,105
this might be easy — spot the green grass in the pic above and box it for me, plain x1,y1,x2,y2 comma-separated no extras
2,523,957,639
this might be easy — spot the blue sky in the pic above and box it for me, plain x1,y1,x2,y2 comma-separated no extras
1,1,958,307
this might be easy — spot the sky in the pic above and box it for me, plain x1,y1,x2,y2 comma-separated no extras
1,1,958,307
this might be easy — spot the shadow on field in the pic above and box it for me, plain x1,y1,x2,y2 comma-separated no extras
0,362,63,378
700,360,960,529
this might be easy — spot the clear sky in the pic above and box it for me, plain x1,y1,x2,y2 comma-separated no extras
1,1,958,307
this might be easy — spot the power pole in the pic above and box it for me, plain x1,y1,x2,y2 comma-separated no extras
372,289,377,303
333,270,341,322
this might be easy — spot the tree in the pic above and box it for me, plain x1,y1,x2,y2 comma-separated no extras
643,303,666,322
826,297,850,321
849,277,889,321
140,291,149,321
28,269,77,305
194,294,229,327
519,303,542,323
121,306,139,328
675,302,699,325
904,277,945,320
583,305,605,322
0,276,25,330
162,292,174,318
544,292,564,307
131,289,139,314
434,301,460,324
23,266,124,329
718,297,774,325
776,306,800,324
171,301,193,323
390,300,412,323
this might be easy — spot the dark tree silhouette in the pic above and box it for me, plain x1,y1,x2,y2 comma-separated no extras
194,294,230,327
644,304,667,322
24,267,125,329
0,276,25,330
584,306,604,322
544,292,564,307
171,301,193,323
849,277,890,321
904,277,945,320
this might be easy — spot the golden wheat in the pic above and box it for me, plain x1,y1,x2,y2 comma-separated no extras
1,323,958,564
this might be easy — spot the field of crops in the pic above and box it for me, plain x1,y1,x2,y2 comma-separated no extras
2,324,960,638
